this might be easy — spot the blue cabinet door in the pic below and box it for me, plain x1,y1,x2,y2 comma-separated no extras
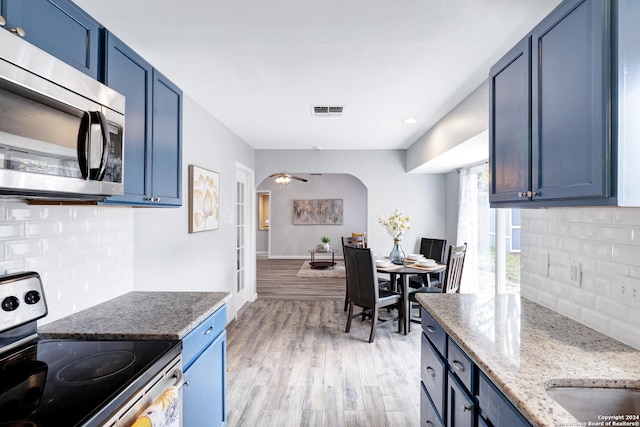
151,70,182,206
489,36,531,204
103,31,153,205
183,330,227,427
103,32,182,206
531,0,610,201
3,0,101,79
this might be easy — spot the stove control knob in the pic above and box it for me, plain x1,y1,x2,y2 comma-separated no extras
24,290,41,305
2,296,19,311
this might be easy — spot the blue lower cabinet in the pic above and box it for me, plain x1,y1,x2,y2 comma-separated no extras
183,330,227,427
447,372,475,427
420,382,444,427
478,372,530,427
182,305,227,427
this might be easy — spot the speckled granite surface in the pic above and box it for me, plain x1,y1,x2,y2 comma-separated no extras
39,291,231,340
415,293,640,427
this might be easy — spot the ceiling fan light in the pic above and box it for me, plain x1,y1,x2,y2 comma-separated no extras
275,176,291,185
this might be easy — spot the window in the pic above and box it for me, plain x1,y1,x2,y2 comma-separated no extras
458,164,520,294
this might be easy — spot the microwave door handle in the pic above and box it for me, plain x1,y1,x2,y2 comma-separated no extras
76,111,91,179
89,111,110,180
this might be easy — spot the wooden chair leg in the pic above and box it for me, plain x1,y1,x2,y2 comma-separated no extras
345,302,354,333
344,287,349,311
397,303,403,333
368,306,379,343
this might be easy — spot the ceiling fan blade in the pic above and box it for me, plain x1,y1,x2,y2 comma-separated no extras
290,175,308,182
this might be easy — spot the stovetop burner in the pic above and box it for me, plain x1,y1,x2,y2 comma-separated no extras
56,349,136,385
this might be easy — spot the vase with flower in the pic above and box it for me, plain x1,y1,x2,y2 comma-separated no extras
377,208,411,264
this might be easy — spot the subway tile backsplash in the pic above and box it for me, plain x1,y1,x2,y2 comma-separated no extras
521,208,640,349
0,201,134,324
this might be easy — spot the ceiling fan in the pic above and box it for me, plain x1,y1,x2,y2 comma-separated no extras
269,173,308,185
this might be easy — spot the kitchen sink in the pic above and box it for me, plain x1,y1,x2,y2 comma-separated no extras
546,386,640,422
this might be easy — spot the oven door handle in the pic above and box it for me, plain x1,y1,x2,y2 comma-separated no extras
172,369,185,390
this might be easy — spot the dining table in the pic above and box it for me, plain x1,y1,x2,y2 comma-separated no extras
376,261,446,334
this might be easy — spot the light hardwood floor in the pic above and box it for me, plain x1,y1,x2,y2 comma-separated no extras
225,259,422,427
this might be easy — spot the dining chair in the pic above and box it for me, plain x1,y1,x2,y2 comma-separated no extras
343,245,402,343
342,236,389,311
408,237,447,289
408,243,467,321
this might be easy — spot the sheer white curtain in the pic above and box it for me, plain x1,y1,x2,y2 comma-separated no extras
456,162,488,294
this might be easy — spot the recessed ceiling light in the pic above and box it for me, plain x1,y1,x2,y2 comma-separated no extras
403,118,417,124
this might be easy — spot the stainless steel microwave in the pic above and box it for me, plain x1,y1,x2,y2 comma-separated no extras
0,28,125,200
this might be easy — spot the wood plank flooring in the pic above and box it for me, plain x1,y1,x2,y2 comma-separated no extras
225,259,422,426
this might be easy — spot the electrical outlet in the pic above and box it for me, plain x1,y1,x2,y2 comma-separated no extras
569,260,581,286
617,278,640,307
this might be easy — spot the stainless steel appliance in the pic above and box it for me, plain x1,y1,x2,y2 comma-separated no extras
0,28,125,200
0,272,182,426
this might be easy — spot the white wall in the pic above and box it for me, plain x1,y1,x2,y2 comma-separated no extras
0,202,135,325
133,95,254,319
445,170,460,247
256,149,446,255
257,174,367,257
521,208,640,350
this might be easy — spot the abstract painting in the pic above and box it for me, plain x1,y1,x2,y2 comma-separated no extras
189,165,220,232
293,199,343,225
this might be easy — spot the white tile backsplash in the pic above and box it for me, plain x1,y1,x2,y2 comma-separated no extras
522,207,640,349
0,201,134,324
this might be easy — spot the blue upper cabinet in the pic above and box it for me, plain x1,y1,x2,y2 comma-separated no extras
489,37,532,204
151,70,182,206
103,32,182,206
531,0,610,202
1,0,101,79
490,0,611,207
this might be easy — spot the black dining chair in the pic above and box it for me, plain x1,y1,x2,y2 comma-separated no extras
342,236,390,311
343,245,402,343
408,237,447,289
408,243,467,322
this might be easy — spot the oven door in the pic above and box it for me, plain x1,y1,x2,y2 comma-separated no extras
101,354,183,427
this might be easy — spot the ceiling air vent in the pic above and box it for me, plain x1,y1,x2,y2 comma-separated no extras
311,105,344,118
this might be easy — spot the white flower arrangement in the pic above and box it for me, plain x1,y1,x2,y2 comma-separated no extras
377,208,411,241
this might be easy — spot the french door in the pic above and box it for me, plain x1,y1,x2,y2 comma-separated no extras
235,163,256,311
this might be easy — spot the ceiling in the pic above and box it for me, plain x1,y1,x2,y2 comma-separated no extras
72,0,560,152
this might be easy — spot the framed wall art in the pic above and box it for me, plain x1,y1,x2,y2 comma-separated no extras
189,165,220,233
293,199,343,225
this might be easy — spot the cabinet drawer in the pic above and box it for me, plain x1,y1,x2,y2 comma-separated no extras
447,337,474,393
421,308,446,356
421,333,446,418
182,305,227,369
420,382,444,427
478,372,531,427
447,372,475,427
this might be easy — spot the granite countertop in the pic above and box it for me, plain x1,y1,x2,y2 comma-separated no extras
39,291,231,340
415,293,640,427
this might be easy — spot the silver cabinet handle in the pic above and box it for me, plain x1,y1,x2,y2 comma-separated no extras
451,360,465,372
0,16,5,26
204,326,213,335
11,26,25,37
183,379,190,387
463,404,472,412
425,325,436,333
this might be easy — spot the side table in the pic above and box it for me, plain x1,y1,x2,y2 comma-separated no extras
308,249,336,269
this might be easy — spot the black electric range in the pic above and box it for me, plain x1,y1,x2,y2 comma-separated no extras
0,272,180,427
